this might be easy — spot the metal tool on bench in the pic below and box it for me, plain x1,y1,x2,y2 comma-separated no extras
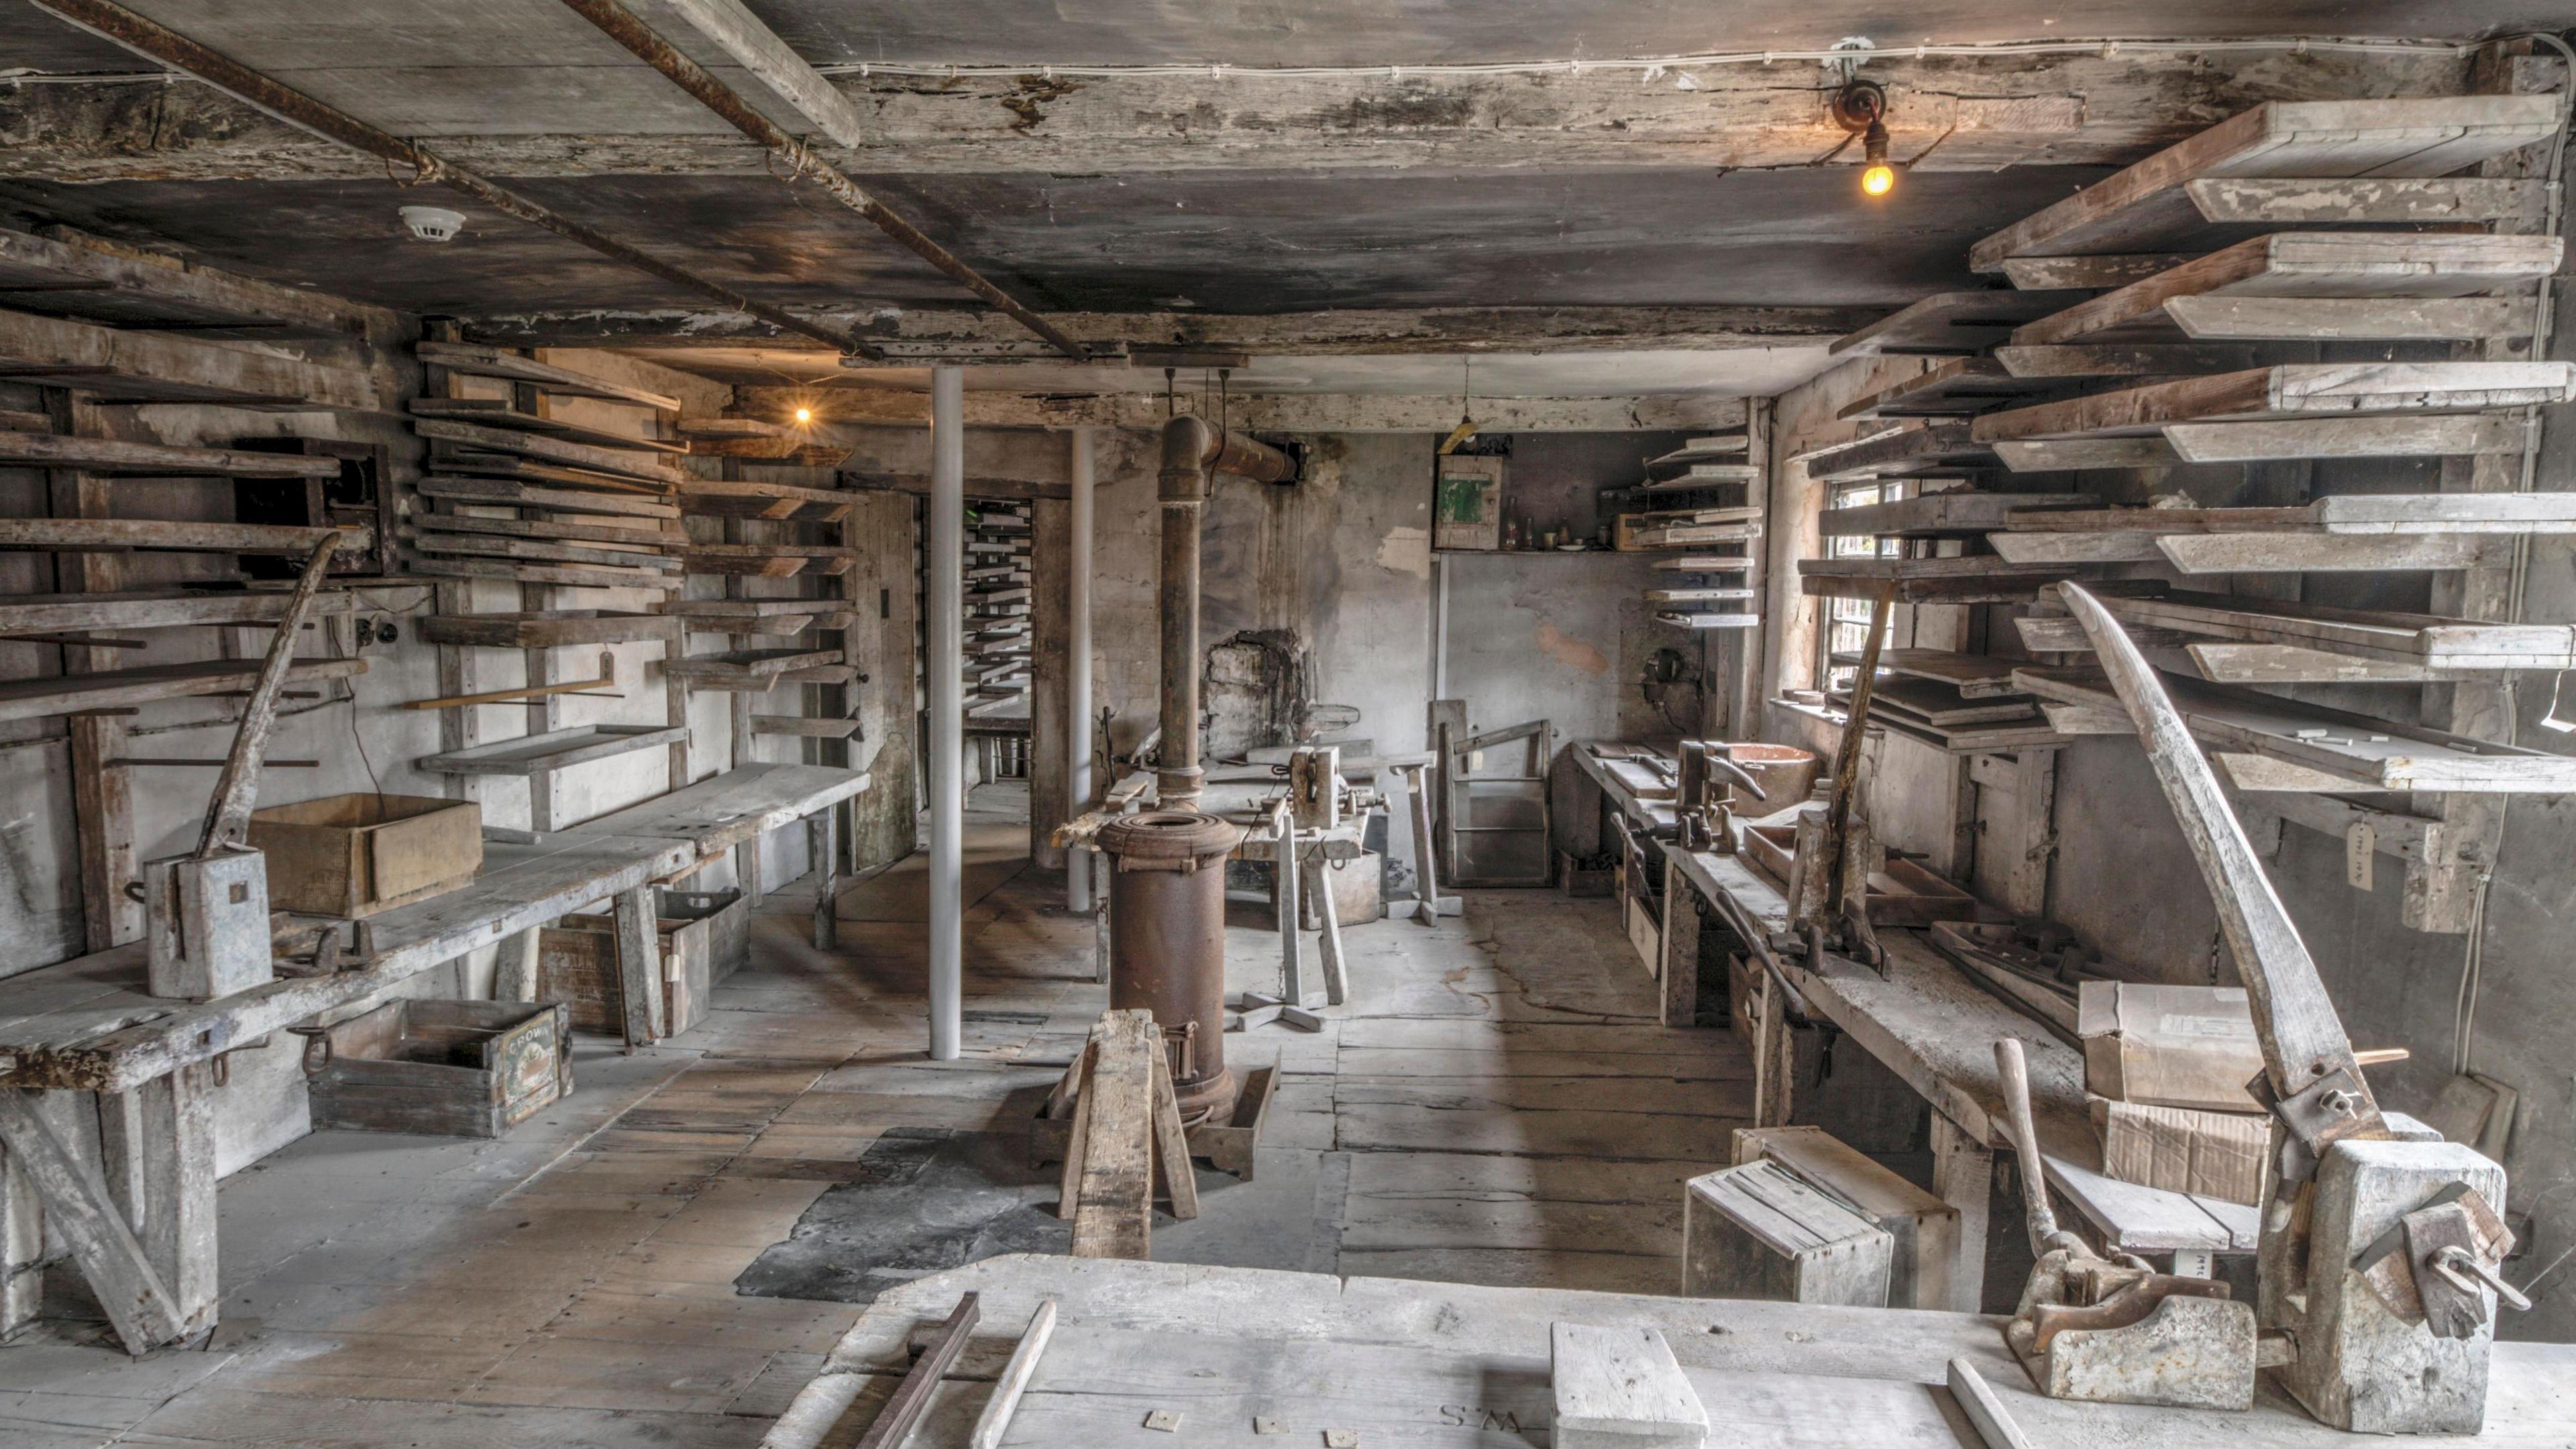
2060,582,2524,1434
1996,1035,2257,1410
1675,740,1768,853
1784,582,1892,972
142,533,342,1001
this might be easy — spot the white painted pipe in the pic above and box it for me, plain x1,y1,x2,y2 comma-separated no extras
928,366,965,1061
1067,425,1096,914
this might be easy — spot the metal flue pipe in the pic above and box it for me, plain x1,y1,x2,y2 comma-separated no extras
553,0,1091,362
29,0,883,361
1156,416,1295,805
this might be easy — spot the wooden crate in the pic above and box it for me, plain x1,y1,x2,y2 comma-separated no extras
248,792,482,918
1683,1160,1893,1307
1732,1125,1961,1311
537,887,746,1038
302,999,569,1138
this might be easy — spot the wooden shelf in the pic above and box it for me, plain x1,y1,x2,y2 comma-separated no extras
1972,363,2576,442
1799,555,2101,604
676,478,861,522
404,529,680,575
0,306,375,411
1801,423,1997,483
1644,587,1754,605
752,715,862,739
418,474,681,519
1992,341,2284,380
1970,97,2563,269
413,418,690,487
2017,584,2576,682
679,544,861,578
1624,466,1760,493
0,518,366,555
1837,358,2068,421
1650,555,1753,572
401,553,684,591
1830,290,2089,358
0,655,364,724
425,456,683,501
0,431,341,478
661,598,855,633
2012,663,2576,794
419,610,674,649
1645,436,1749,470
1984,494,2572,572
409,398,690,453
672,419,850,466
1994,414,2530,470
2012,233,2557,346
1831,648,2030,699
664,648,843,689
417,724,690,777
1837,674,2038,728
0,588,355,635
1654,610,1759,630
1821,490,2098,538
416,341,682,411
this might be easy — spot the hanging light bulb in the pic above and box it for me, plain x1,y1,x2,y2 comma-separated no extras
1439,356,1480,455
794,405,814,425
1830,78,1896,199
1860,120,1896,197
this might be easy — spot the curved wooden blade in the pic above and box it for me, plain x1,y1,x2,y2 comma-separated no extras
2059,582,2375,1123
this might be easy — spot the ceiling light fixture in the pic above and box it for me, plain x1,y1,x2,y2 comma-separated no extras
1438,356,1479,455
1829,78,1896,199
794,406,814,424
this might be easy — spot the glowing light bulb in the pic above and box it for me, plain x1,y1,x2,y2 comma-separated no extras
1861,163,1896,197
794,407,813,424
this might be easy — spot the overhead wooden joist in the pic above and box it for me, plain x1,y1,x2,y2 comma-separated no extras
2012,663,2576,794
0,307,376,411
1820,490,2096,538
1970,96,2563,269
1798,423,1998,482
1830,290,2088,358
0,519,367,555
0,588,355,636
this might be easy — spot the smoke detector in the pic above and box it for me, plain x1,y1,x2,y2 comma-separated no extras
398,205,466,243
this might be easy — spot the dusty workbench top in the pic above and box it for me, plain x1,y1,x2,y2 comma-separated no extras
763,1254,2574,1448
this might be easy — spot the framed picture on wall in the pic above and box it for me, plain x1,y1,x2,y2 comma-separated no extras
1434,455,1507,551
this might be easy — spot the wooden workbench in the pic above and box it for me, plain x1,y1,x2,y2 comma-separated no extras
1661,835,2258,1313
762,1254,2576,1448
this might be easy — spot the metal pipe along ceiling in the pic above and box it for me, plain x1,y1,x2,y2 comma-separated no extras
553,0,1093,363
1155,416,1296,805
27,0,885,362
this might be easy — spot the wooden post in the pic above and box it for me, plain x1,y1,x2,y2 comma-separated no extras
1306,857,1348,1006
0,1088,186,1354
492,925,542,1001
1029,494,1071,868
1752,968,1794,1128
1658,853,1703,1028
1929,1112,1992,1314
810,807,839,949
611,884,665,1049
96,1061,217,1341
68,713,140,951
0,1138,38,1338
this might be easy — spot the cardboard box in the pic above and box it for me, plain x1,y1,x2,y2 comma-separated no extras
2093,1097,2269,1205
2077,981,2264,1114
248,792,482,918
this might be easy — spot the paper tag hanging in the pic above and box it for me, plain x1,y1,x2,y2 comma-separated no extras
2346,821,2375,891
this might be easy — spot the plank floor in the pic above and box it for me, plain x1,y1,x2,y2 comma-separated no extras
0,785,1748,1446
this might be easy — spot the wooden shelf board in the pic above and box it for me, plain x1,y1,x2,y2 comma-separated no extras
400,554,684,591
0,517,366,555
1821,490,2099,539
1830,290,2090,358
1650,555,1754,572
1803,423,1998,482
1831,647,2032,698
0,588,355,635
1654,611,1759,629
419,610,673,649
1970,96,2564,269
417,723,690,777
1972,363,2576,442
1799,555,2102,604
418,341,682,411
676,478,860,521
418,475,680,520
0,655,363,724
1837,358,2070,421
2010,664,2576,792
409,398,690,454
751,716,862,739
663,648,842,682
2027,584,2576,673
413,417,691,486
0,431,341,478
2012,233,2557,346
0,306,375,411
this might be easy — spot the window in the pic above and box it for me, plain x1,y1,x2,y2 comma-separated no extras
1819,478,1905,691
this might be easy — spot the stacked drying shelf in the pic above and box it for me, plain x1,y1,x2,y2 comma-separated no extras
409,340,694,827
1615,433,1762,630
1809,92,2574,931
966,502,1035,720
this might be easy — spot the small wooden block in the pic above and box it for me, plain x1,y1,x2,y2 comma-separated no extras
1144,1409,1183,1432
1324,1433,1360,1448
1550,1322,1708,1449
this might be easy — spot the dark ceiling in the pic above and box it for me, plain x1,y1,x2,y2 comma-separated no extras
0,164,2113,319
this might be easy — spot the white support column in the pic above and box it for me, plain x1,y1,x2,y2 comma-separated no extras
928,366,966,1061
1067,425,1097,914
